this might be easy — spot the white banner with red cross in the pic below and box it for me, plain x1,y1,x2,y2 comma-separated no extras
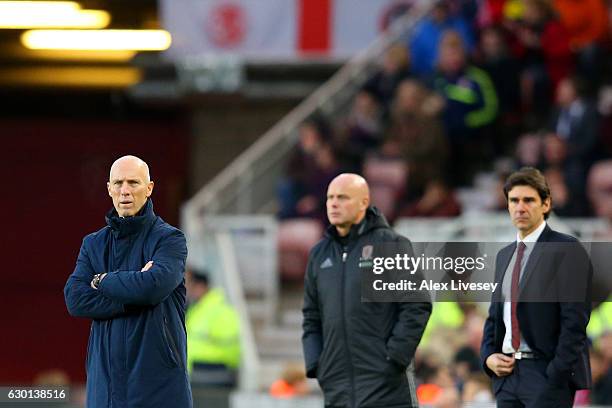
161,0,415,60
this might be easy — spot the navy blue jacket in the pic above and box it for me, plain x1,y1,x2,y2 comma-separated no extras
64,199,192,408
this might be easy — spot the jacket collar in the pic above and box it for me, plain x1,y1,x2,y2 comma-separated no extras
516,224,553,295
325,206,389,243
516,220,546,244
536,224,553,242
105,198,155,237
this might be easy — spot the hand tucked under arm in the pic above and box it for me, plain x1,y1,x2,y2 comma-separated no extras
64,239,125,319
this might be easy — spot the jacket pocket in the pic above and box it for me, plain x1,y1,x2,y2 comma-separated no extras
316,344,331,382
161,314,182,369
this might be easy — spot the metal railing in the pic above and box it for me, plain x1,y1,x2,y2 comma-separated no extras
185,216,278,392
394,214,612,242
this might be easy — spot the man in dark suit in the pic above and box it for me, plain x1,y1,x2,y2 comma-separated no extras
481,167,592,407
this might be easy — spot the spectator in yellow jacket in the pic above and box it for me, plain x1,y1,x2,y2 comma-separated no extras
185,268,241,387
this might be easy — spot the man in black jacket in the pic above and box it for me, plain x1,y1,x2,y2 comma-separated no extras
481,167,592,407
302,173,432,407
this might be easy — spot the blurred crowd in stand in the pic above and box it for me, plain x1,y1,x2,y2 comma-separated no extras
267,302,612,406
278,0,612,225
275,0,612,406
409,301,612,406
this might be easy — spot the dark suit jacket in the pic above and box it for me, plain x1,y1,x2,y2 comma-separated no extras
480,225,592,394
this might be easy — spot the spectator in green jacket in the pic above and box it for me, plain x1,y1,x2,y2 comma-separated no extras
431,30,499,185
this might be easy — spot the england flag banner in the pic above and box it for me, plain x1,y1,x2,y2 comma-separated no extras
161,0,415,61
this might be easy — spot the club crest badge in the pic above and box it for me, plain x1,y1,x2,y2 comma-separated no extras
362,245,373,260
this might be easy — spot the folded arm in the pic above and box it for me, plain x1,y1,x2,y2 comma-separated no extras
98,229,187,306
64,240,125,319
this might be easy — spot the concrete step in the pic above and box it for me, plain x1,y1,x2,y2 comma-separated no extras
279,308,303,329
255,324,303,360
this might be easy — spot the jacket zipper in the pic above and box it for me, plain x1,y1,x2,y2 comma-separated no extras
340,246,356,408
163,315,182,368
108,238,115,404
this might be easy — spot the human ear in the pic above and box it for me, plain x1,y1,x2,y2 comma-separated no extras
146,181,155,198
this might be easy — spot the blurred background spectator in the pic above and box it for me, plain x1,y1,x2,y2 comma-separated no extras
508,0,574,124
277,117,339,222
186,268,241,388
553,0,608,87
588,160,612,222
335,90,384,173
381,79,456,219
363,43,414,119
589,343,612,405
526,75,601,216
430,30,498,186
268,363,309,399
409,0,475,76
461,373,495,404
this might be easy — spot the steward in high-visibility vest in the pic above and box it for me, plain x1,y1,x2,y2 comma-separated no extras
185,269,241,385
588,298,612,341
419,301,464,348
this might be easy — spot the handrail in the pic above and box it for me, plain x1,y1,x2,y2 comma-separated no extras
216,231,261,392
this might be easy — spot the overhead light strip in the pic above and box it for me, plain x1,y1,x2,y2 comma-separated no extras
24,49,137,62
0,66,142,88
21,30,172,51
0,1,81,13
0,10,110,29
0,1,110,29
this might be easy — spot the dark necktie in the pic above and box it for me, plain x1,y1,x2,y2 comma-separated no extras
511,242,527,351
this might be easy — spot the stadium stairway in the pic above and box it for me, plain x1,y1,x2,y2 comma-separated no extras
251,286,313,391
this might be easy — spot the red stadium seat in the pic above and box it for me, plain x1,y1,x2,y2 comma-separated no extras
277,219,324,281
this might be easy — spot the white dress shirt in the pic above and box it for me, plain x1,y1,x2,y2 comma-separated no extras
501,220,547,353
